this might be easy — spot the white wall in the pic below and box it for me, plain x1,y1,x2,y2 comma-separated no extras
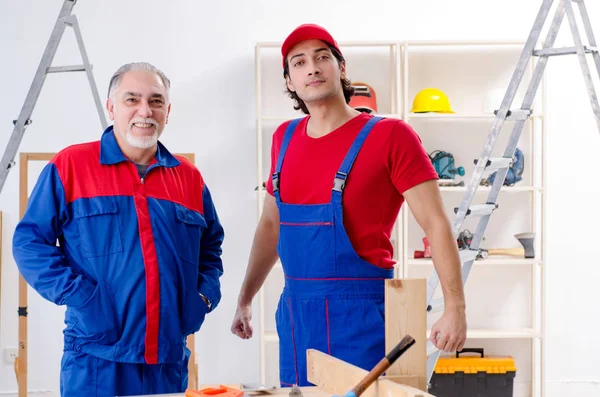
0,0,599,396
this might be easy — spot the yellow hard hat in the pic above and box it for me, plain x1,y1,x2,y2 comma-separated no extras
411,88,455,113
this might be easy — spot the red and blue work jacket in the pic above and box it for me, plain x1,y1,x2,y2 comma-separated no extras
12,126,224,364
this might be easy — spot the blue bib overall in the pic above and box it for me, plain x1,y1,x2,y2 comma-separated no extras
273,116,394,387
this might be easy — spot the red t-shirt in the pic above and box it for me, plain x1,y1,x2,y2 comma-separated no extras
266,113,438,269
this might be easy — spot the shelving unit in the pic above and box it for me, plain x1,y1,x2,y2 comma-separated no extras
254,39,545,397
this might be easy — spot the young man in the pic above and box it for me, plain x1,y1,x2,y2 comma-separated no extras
12,62,225,397
231,24,467,386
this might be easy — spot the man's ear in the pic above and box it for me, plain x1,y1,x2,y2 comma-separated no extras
286,75,295,93
106,98,115,121
339,60,347,79
166,103,171,124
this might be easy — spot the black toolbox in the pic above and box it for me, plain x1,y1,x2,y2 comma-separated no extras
429,348,517,397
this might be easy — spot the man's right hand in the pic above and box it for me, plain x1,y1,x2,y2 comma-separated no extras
231,303,253,339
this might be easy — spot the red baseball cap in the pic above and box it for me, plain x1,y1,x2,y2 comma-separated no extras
281,24,342,68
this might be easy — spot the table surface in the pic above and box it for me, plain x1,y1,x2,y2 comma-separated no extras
127,386,331,397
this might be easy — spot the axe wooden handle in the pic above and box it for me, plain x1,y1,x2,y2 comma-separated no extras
350,335,416,397
487,248,525,256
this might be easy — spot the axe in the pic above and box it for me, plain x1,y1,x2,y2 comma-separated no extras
479,232,535,259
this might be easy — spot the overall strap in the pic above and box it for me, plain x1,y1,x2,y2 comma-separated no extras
332,116,383,204
272,118,303,201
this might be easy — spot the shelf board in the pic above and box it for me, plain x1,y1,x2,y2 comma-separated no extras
256,40,526,49
406,40,526,47
408,258,541,266
264,328,540,342
261,113,543,123
438,185,542,193
257,40,398,48
428,328,541,339
407,113,543,120
260,113,402,122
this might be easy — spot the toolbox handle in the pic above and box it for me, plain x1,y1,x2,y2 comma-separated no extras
456,348,484,358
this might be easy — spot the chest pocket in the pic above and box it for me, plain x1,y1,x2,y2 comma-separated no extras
73,197,123,259
175,205,207,265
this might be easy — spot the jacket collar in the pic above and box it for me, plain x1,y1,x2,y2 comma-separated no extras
99,125,180,168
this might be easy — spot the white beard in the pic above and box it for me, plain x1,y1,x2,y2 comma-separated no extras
126,118,160,149
125,129,158,149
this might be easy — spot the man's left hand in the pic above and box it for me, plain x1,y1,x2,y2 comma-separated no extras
429,306,467,352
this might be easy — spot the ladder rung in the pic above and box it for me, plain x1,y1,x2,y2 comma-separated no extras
459,249,479,263
506,109,533,121
12,119,32,127
494,109,533,121
533,45,598,57
474,157,512,172
454,203,497,217
47,65,88,73
427,297,444,313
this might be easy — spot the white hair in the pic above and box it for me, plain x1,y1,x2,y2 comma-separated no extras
107,62,171,100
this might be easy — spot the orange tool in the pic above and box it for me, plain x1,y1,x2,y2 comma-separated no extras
186,385,244,397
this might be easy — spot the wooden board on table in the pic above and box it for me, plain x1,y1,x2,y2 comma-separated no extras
306,349,435,397
384,279,427,391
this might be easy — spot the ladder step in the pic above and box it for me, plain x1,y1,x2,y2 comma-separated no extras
427,297,444,313
454,203,497,217
459,249,479,263
47,65,88,73
12,119,32,127
494,109,533,121
533,45,598,57
506,109,533,121
474,157,513,172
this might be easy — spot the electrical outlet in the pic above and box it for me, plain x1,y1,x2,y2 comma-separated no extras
3,348,18,363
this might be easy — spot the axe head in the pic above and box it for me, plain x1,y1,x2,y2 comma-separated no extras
515,232,535,258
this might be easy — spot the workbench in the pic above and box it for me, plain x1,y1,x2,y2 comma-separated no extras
128,386,330,397
128,280,434,397
127,347,435,397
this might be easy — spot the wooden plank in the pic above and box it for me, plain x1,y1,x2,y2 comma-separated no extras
177,152,198,392
17,153,29,397
380,375,420,389
187,334,198,389
0,211,3,323
176,153,195,163
384,279,427,391
307,349,374,397
306,349,436,397
378,379,435,397
24,153,55,161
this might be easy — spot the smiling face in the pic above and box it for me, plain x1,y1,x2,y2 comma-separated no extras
285,39,346,106
106,70,171,151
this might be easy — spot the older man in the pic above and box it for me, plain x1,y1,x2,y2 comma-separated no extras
13,62,225,397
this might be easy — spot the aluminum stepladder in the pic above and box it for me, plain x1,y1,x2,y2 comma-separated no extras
0,0,107,196
1,1,106,396
424,0,600,389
